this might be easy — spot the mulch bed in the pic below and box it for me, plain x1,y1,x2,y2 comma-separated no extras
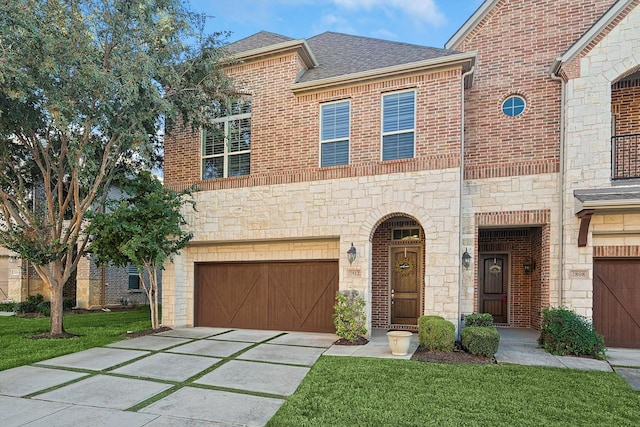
411,345,494,364
123,326,172,338
333,336,370,346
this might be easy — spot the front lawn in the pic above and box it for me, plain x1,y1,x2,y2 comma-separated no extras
268,356,640,426
0,307,153,371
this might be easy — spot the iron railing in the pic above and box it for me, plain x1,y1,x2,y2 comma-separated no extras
612,133,640,180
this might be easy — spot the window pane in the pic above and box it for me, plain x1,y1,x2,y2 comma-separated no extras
203,123,225,156
228,118,251,152
128,265,140,290
321,140,349,167
321,101,350,141
228,152,251,177
383,92,415,133
382,132,414,161
203,157,223,179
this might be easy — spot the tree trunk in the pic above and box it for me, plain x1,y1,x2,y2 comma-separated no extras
49,279,65,335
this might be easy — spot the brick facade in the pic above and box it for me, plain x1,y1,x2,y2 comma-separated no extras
450,0,617,181
162,1,640,335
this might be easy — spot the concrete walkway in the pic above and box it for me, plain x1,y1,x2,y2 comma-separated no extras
0,328,338,427
495,327,640,390
2,327,638,426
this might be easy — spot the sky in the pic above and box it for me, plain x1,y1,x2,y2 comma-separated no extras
190,0,486,49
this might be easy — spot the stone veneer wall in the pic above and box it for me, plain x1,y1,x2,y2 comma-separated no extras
562,4,640,318
162,168,461,329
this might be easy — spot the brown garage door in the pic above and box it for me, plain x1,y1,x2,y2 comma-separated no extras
196,260,338,333
593,259,640,348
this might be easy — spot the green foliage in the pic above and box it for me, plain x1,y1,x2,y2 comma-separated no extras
87,170,194,329
63,298,75,311
36,301,51,317
0,302,15,311
461,326,500,357
0,306,154,371
418,316,455,352
332,290,367,342
0,0,233,335
464,313,494,327
538,307,606,360
14,294,45,314
268,357,640,427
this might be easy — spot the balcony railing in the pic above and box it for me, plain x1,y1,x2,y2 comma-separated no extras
612,133,640,180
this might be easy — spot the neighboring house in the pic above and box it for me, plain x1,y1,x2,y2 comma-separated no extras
162,0,640,348
3,187,161,308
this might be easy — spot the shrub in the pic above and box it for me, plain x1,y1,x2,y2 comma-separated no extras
27,293,44,305
0,302,15,312
36,301,51,316
418,316,455,352
464,313,494,327
538,306,606,359
63,298,75,311
14,300,37,314
461,326,500,357
333,290,367,342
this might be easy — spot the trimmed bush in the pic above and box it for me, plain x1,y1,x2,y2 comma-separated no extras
538,306,606,360
464,313,494,327
333,290,367,342
36,301,51,316
461,326,500,357
63,298,75,311
418,316,455,352
14,300,37,314
0,302,15,312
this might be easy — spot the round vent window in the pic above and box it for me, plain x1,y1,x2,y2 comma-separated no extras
501,95,526,117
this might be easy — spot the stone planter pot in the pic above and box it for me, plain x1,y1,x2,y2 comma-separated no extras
387,330,413,356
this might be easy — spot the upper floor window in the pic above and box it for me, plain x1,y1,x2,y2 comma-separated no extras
382,90,415,161
501,95,526,117
202,98,251,179
320,100,350,167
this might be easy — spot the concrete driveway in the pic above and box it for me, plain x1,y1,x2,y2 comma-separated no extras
0,328,338,427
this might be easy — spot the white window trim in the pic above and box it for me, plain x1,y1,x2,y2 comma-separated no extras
319,99,351,167
201,108,251,179
380,89,416,161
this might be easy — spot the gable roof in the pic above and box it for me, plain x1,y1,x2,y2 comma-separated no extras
445,0,497,49
226,31,473,92
299,32,461,83
226,31,294,54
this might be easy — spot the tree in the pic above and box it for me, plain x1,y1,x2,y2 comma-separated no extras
87,170,193,330
0,0,233,335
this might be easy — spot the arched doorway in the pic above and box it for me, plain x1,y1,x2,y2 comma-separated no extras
370,214,425,330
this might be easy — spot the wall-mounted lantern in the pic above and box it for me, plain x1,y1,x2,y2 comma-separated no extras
523,256,536,273
462,249,471,269
347,243,357,265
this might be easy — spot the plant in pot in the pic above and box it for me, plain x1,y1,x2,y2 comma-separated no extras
333,290,368,345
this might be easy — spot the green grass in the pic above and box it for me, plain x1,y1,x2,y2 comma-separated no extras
268,356,640,427
0,307,153,371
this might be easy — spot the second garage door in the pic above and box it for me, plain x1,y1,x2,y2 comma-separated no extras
195,260,338,333
593,259,640,348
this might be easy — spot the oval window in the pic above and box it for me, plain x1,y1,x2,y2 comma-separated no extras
501,95,526,117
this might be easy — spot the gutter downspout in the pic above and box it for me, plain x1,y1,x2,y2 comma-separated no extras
458,65,475,338
549,60,565,306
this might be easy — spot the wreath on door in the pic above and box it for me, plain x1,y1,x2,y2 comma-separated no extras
394,258,415,276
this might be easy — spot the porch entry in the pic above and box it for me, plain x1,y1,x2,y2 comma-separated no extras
478,253,509,324
390,246,422,325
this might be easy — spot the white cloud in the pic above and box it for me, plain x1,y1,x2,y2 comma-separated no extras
330,0,445,27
